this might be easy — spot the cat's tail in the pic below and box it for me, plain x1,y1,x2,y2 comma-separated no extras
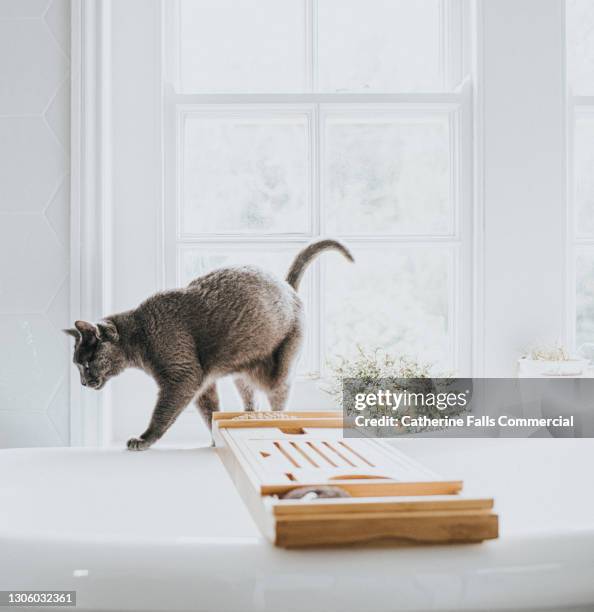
286,239,354,290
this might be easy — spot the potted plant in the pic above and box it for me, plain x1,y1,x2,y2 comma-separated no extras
517,344,589,376
325,347,467,434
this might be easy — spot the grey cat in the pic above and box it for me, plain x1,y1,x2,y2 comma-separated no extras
65,239,353,450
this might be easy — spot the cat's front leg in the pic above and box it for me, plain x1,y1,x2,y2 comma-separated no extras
127,437,152,451
127,383,198,451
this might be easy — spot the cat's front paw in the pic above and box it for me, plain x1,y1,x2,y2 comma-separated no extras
127,437,151,451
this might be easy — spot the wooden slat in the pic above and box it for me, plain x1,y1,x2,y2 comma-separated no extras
217,418,343,429
214,428,276,542
275,513,499,548
212,411,342,421
272,496,494,516
261,480,463,497
276,508,494,522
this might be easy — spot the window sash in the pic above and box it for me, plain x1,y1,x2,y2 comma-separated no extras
169,0,469,95
172,99,465,240
163,91,472,376
162,2,473,377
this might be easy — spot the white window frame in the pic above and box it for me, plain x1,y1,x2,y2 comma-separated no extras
567,98,594,353
476,0,566,377
566,0,594,356
162,0,474,380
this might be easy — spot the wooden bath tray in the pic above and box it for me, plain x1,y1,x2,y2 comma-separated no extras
213,411,498,548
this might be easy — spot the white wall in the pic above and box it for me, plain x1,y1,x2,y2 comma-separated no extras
0,0,71,447
480,0,566,376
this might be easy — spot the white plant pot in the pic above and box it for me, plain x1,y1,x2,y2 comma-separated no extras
517,357,590,377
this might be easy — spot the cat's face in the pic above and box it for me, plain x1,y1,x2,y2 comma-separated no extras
64,320,127,390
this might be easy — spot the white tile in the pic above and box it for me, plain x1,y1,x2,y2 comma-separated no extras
0,314,67,414
0,411,63,448
44,78,70,151
46,375,70,444
0,0,49,19
45,176,69,247
0,214,67,313
44,0,70,57
0,20,67,115
0,118,65,212
45,274,69,330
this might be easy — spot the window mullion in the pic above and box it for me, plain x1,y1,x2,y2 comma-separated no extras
165,1,472,378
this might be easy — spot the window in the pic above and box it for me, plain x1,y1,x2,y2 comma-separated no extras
568,0,594,357
164,0,472,378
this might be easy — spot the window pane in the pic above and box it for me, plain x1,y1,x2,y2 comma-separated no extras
317,0,443,93
567,0,594,95
323,112,452,235
179,246,315,374
179,0,307,93
576,249,594,349
574,112,594,235
324,247,452,370
181,112,311,236
179,246,298,283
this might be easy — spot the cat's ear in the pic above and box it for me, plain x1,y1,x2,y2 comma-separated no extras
63,328,80,340
98,320,119,342
74,320,100,344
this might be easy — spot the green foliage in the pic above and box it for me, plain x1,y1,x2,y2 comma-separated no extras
324,347,465,434
324,346,435,404
526,344,570,361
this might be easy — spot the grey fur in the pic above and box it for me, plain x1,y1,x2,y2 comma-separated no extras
286,239,354,290
64,239,353,450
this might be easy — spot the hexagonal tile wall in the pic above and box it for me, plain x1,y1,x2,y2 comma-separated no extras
0,214,67,313
0,118,66,213
0,0,71,448
0,315,68,413
0,19,68,115
0,0,50,21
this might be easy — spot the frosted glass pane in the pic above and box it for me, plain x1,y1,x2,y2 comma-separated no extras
182,114,310,235
179,0,307,93
323,114,452,235
179,248,297,285
567,0,594,95
576,250,594,347
317,0,443,92
324,247,452,370
179,247,314,373
574,114,594,235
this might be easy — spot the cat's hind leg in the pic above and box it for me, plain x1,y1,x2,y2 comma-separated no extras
194,383,220,431
266,382,291,412
264,324,303,411
234,376,256,411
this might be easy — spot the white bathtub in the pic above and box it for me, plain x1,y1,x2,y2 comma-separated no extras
1,439,594,612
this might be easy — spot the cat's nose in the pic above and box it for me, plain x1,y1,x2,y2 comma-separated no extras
81,379,87,387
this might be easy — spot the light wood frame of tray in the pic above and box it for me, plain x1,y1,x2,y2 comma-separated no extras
213,411,499,548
